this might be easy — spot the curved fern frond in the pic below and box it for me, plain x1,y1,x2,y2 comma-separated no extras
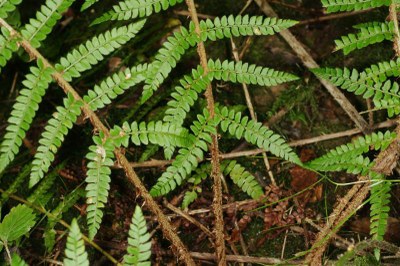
64,219,89,266
30,93,82,187
370,173,391,242
83,63,148,110
85,133,115,239
221,160,264,199
0,27,19,71
321,0,391,13
21,0,75,48
334,22,393,54
55,20,146,81
0,61,53,174
0,0,22,19
142,15,297,102
81,0,98,11
92,0,184,26
123,205,151,266
44,188,84,252
307,131,395,173
216,106,301,164
150,110,217,196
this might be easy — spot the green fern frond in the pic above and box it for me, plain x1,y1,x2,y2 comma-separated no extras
64,219,89,266
141,15,297,102
0,27,19,71
30,93,82,187
21,0,75,48
84,63,148,110
334,22,393,54
307,131,395,173
182,190,198,209
55,20,146,81
123,205,151,266
150,110,217,196
85,133,115,239
321,0,391,13
0,0,22,19
0,60,54,175
216,106,301,164
81,0,98,11
182,163,211,208
11,253,28,266
370,173,391,242
44,188,84,252
221,160,264,199
92,0,184,25
0,165,31,205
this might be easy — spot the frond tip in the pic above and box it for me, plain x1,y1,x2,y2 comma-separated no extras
123,205,152,266
63,219,89,266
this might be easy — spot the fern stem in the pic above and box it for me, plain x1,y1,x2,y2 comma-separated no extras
390,1,400,56
185,0,226,264
0,17,195,265
0,188,119,265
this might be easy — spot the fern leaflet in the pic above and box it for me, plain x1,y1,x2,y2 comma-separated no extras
123,205,151,266
321,0,391,13
64,219,89,266
81,0,99,11
11,253,28,266
0,0,22,19
0,27,19,72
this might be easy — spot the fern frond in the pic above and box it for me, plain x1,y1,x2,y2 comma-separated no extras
334,22,393,54
64,219,89,266
150,110,217,196
142,15,297,102
83,63,148,110
92,0,184,25
85,133,115,239
21,0,75,48
370,173,391,242
216,106,301,164
123,205,151,266
182,163,211,208
0,0,22,19
55,20,146,81
0,61,53,174
0,165,31,205
44,188,84,252
182,190,198,209
307,131,395,173
30,93,82,187
0,204,36,243
11,253,28,266
321,0,391,13
221,160,264,199
0,27,19,71
81,0,98,11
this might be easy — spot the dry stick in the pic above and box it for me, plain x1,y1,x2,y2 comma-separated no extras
254,0,370,133
129,119,396,169
184,0,226,264
189,252,303,264
0,18,195,265
0,188,119,265
230,38,276,186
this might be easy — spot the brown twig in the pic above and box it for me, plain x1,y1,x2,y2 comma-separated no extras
184,0,226,264
0,18,195,265
390,3,400,57
255,0,370,133
189,252,303,264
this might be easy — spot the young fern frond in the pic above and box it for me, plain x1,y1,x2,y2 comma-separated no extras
44,189,84,252
0,0,22,19
216,106,301,164
307,131,395,173
21,0,75,48
321,0,391,13
92,0,184,26
370,173,391,243
123,205,151,266
163,59,298,126
85,133,115,239
221,160,264,199
63,219,89,266
141,15,298,102
55,20,146,81
30,93,82,187
150,110,217,196
83,63,148,110
334,22,393,54
0,61,53,174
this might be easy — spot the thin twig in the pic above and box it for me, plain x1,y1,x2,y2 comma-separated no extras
255,0,370,133
390,2,400,57
0,18,195,265
296,9,373,26
189,252,303,264
184,0,226,264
